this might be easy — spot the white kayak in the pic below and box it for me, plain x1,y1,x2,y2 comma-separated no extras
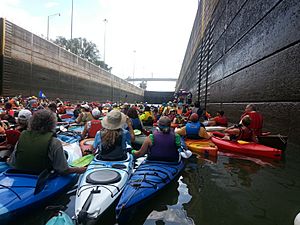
74,153,134,223
61,142,82,164
205,126,226,132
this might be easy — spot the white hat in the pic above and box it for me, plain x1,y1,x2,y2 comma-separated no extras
101,110,126,130
81,104,89,110
92,108,101,118
18,109,32,121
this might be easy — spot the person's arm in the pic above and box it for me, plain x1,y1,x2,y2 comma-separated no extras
199,127,211,139
75,113,83,124
81,123,88,139
126,117,135,142
49,138,86,175
224,127,240,136
175,126,186,137
132,136,151,157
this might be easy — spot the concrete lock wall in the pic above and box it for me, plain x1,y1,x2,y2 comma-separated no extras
176,0,300,143
144,91,174,104
0,18,144,103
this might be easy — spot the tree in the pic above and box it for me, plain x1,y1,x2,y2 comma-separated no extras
54,36,111,71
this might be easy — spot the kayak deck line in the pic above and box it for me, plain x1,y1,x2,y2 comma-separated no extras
77,183,124,198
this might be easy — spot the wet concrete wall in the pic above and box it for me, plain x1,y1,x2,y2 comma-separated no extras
176,0,300,143
0,18,144,103
144,91,174,104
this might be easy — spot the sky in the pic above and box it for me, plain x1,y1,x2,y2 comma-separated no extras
0,0,198,91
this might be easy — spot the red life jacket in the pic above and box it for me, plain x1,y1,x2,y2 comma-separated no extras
88,120,102,138
215,116,228,126
241,112,263,136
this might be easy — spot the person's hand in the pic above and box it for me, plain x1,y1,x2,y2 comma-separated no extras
77,167,87,174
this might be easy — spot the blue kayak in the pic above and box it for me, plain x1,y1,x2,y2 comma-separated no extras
115,159,185,223
68,125,84,133
0,169,77,221
0,162,9,173
57,131,81,144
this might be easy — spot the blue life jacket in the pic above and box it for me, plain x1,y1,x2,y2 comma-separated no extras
131,118,143,131
186,121,201,139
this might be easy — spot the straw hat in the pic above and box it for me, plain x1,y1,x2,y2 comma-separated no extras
101,110,126,130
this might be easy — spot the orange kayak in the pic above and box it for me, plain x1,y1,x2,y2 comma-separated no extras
185,139,218,157
80,138,94,155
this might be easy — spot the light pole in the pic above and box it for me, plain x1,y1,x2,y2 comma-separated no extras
103,19,108,62
71,0,73,39
47,13,60,40
132,50,136,85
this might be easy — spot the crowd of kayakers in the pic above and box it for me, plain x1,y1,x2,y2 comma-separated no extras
0,95,264,172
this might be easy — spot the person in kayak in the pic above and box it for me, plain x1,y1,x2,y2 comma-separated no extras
132,116,181,162
223,115,258,142
93,110,134,160
175,113,211,139
139,106,154,126
81,108,102,139
15,109,32,132
48,102,63,123
8,109,86,174
126,107,143,131
240,104,263,136
76,104,93,125
205,110,228,127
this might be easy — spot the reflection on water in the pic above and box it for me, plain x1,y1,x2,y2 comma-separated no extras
8,142,300,225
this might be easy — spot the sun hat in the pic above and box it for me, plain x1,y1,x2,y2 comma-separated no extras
101,110,127,130
18,109,32,121
92,108,101,118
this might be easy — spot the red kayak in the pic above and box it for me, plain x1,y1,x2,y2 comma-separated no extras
211,136,282,160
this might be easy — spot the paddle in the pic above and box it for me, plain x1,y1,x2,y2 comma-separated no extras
34,169,55,195
70,154,94,167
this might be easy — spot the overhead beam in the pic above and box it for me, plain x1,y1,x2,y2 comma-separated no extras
126,77,177,82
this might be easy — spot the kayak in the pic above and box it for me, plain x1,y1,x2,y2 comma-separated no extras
0,169,77,221
115,159,185,224
79,138,94,155
132,134,147,149
74,153,134,223
185,138,218,157
68,125,84,133
205,126,226,132
211,136,282,160
61,142,82,164
0,161,9,173
57,131,81,144
46,210,74,225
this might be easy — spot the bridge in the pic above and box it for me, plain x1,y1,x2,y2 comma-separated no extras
125,77,177,82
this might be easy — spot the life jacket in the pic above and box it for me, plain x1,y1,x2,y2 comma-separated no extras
14,131,53,173
98,130,127,161
241,112,263,136
186,121,201,139
147,130,180,162
130,118,143,131
88,120,102,138
215,116,228,127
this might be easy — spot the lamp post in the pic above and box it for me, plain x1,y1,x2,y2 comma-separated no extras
47,13,60,40
132,50,136,85
71,0,73,39
103,19,108,62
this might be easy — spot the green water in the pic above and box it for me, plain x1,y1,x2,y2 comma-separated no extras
8,142,300,225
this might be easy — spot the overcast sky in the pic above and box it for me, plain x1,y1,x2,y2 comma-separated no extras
0,0,198,91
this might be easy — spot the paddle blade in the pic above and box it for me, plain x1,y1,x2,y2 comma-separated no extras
70,154,94,167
